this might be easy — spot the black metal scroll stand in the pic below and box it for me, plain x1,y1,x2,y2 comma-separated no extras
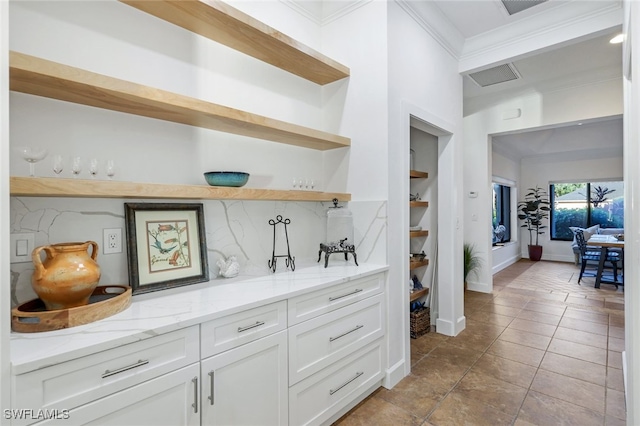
268,215,295,273
318,199,358,268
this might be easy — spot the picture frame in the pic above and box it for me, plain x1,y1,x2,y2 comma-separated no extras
124,202,209,295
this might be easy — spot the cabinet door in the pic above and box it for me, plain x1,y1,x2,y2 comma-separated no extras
32,364,200,426
201,330,288,426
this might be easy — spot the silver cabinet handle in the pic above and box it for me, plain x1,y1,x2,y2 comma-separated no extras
208,371,215,405
329,372,364,395
329,325,364,342
101,359,149,378
237,321,265,333
329,288,362,302
192,377,198,413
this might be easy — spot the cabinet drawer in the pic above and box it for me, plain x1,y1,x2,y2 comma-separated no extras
289,341,384,426
12,326,199,426
200,300,287,358
288,273,384,326
29,363,200,426
288,294,384,385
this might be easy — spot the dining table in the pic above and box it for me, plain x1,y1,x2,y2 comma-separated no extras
586,234,624,288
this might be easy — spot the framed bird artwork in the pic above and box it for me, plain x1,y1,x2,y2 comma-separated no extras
125,202,209,294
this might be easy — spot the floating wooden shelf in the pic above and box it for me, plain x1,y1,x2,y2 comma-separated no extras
410,288,428,302
120,0,350,85
9,51,350,151
409,230,429,238
409,259,429,270
409,201,429,208
410,170,428,179
10,177,351,202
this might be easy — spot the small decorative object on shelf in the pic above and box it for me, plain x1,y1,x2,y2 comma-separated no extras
268,215,295,273
318,199,358,268
410,251,426,261
217,255,240,278
410,192,420,201
411,274,424,290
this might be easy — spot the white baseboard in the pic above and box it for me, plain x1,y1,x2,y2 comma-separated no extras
384,358,405,389
436,315,466,336
492,255,521,274
467,279,491,293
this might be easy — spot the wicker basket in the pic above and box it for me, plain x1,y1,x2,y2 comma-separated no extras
410,307,430,339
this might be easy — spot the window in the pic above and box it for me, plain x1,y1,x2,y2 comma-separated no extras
550,181,624,240
492,183,511,245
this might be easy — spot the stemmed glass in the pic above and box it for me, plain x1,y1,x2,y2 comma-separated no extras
71,156,82,179
106,160,115,180
52,155,64,176
16,147,48,177
89,158,98,179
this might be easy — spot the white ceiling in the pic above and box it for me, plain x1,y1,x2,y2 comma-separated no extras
429,0,623,160
287,0,623,161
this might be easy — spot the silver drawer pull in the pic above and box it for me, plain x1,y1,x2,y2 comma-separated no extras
329,371,364,395
329,288,363,302
192,377,199,413
238,321,266,333
329,325,364,342
208,371,215,405
101,359,149,378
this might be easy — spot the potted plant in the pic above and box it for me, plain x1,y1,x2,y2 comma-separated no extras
463,243,481,290
517,186,550,261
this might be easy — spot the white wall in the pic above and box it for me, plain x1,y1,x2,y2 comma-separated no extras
464,78,623,293
388,1,464,384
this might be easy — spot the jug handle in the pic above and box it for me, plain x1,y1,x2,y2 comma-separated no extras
32,245,54,281
88,241,99,261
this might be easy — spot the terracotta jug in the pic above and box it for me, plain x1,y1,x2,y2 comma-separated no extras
32,241,101,311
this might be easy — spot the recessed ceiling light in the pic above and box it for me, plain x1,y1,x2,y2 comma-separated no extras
610,34,624,44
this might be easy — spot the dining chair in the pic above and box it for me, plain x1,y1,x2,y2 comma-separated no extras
574,229,621,286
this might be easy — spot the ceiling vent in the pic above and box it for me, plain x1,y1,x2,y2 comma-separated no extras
501,0,547,15
468,63,521,87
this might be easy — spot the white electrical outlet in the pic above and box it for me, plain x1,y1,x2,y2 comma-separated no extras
103,228,122,254
10,233,35,263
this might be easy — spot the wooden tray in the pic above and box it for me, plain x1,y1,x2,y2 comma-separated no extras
12,285,132,333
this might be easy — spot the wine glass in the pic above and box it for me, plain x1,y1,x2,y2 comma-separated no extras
106,160,115,180
89,158,98,179
52,155,64,176
16,147,48,177
71,156,82,179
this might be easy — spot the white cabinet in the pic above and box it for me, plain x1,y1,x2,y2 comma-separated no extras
32,364,200,426
11,271,387,426
200,330,288,426
289,342,384,426
12,327,200,426
288,294,384,384
287,278,386,425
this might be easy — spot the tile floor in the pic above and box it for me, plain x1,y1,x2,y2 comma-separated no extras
335,260,626,425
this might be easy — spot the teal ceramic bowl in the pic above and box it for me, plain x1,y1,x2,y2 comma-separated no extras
204,171,250,187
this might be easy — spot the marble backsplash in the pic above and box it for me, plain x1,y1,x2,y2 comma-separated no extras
10,197,387,306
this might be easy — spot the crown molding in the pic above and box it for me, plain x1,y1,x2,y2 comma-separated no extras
459,1,623,73
394,0,464,60
281,0,372,26
280,0,322,25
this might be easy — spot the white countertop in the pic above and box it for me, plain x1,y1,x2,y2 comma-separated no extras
11,263,388,375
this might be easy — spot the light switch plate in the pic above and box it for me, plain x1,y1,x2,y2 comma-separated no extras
10,233,35,263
